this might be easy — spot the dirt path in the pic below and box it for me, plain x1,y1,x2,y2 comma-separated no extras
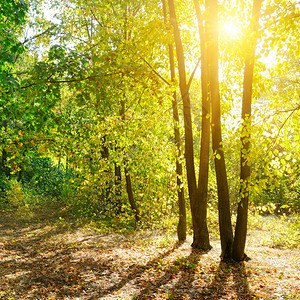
0,212,299,299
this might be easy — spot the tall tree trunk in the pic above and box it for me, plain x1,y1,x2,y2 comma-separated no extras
232,0,263,262
192,0,211,250
168,0,210,250
206,0,233,260
162,0,186,242
168,0,196,198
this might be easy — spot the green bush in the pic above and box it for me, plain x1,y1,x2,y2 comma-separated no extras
0,172,10,206
21,156,68,198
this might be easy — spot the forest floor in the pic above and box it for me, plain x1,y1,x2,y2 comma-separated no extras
0,208,299,299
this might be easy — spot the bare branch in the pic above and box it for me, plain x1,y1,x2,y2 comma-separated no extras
22,25,57,45
90,9,104,27
139,56,170,86
187,56,201,92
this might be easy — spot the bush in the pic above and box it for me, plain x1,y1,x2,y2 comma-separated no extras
0,171,9,192
21,156,68,198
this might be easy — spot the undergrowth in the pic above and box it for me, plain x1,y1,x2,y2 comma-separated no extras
248,213,300,249
1,179,299,250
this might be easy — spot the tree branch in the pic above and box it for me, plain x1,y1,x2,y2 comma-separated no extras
19,70,131,90
139,56,170,86
187,56,201,92
22,25,57,45
90,9,105,27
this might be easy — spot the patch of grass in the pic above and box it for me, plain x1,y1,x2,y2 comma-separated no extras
248,213,300,249
155,235,176,248
207,206,220,239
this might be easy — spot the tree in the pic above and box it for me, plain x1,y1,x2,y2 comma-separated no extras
162,0,186,242
168,0,211,250
232,0,263,261
0,0,28,193
34,0,177,222
193,0,212,252
205,0,234,260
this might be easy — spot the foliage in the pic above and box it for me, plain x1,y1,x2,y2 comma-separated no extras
0,0,299,261
21,155,69,198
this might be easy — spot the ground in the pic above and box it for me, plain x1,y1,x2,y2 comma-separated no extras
0,210,299,299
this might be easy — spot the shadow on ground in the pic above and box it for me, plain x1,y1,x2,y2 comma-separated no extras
0,211,253,299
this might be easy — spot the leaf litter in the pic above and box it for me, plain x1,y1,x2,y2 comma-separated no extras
0,212,299,299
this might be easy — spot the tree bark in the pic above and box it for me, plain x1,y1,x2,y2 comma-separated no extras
206,0,233,260
168,0,210,250
114,162,122,213
232,0,263,262
124,166,140,222
192,0,211,250
162,0,186,242
167,0,196,199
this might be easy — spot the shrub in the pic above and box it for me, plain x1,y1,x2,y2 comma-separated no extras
21,156,67,198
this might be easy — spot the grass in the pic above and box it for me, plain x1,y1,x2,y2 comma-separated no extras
248,213,300,249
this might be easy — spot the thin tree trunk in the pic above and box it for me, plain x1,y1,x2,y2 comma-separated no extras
162,0,186,242
100,135,112,204
1,120,10,177
170,48,187,241
206,0,233,260
114,162,122,213
120,99,140,222
124,166,140,222
192,0,211,250
1,120,9,197
232,0,263,262
120,8,140,222
168,0,196,199
168,0,210,250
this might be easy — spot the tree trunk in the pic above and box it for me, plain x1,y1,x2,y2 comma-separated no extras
125,166,140,222
100,135,112,205
192,0,211,250
170,48,187,242
120,11,140,222
206,0,233,260
168,0,196,199
119,99,140,222
114,162,122,213
232,0,263,262
1,120,10,177
168,0,210,250
162,0,186,242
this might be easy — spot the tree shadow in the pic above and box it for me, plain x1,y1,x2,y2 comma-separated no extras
0,248,116,298
199,261,252,299
0,211,254,299
0,221,81,259
232,262,253,299
171,248,209,299
132,248,208,299
91,241,183,299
